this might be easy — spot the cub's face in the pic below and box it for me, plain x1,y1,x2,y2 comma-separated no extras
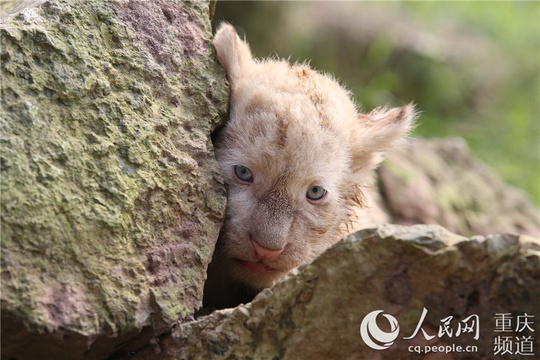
214,87,356,288
211,23,415,290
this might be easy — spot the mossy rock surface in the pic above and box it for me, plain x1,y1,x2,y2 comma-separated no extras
0,1,228,358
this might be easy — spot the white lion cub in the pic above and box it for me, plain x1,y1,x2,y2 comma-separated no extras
204,23,416,309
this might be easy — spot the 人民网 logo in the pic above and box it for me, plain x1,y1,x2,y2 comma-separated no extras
360,310,400,350
359,307,535,356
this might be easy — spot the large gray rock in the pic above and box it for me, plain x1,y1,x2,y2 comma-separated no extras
0,1,227,359
129,224,540,360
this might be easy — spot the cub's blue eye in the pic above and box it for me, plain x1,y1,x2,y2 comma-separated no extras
234,165,253,183
306,186,327,201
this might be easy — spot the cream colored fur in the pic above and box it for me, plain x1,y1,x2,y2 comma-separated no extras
204,23,416,308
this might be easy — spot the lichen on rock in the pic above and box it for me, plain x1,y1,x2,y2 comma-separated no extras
1,0,228,359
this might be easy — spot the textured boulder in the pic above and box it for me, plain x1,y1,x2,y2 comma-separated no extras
379,138,540,238
1,1,227,359
129,224,540,360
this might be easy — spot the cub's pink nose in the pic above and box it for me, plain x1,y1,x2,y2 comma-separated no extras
250,238,283,260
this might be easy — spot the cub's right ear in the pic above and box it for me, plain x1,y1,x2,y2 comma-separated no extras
213,23,253,84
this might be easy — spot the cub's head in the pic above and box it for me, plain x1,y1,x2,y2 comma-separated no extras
212,23,416,289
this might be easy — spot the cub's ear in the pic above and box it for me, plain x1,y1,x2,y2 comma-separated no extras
352,103,417,172
213,23,253,84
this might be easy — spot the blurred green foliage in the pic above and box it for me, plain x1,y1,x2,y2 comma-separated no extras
213,1,539,204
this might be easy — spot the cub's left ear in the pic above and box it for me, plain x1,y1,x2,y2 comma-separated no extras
352,103,417,172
